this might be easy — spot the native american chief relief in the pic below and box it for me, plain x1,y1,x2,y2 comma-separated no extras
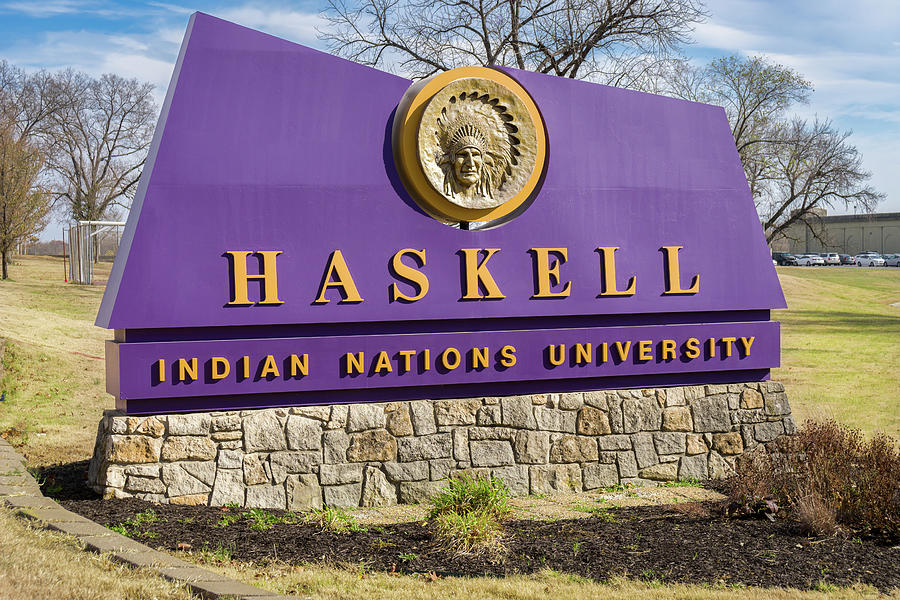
417,77,541,211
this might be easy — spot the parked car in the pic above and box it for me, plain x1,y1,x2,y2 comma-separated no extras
856,253,885,267
782,254,800,266
772,252,797,266
839,254,855,265
882,253,900,267
821,252,841,265
796,254,825,266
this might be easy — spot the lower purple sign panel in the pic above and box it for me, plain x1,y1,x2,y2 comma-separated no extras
109,321,779,413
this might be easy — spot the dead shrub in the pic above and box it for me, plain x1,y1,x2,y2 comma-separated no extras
726,420,900,538
794,493,838,536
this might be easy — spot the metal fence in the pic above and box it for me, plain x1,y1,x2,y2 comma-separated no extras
67,220,125,285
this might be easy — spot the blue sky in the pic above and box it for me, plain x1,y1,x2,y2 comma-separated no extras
2,0,898,219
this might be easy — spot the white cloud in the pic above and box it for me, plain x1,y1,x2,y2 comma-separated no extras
215,6,327,46
690,21,768,52
1,0,86,17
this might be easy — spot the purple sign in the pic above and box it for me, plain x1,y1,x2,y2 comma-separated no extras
99,13,785,414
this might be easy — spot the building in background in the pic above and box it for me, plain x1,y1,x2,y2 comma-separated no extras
770,211,900,255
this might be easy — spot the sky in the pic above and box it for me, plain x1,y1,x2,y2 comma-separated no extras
1,0,898,236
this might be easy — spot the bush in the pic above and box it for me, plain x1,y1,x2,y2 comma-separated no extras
727,420,900,537
428,474,512,553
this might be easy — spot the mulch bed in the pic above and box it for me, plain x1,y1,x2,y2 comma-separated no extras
42,462,900,593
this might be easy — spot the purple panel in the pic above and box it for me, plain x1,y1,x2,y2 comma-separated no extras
97,13,785,331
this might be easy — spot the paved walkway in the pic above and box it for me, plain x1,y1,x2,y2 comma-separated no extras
0,436,293,600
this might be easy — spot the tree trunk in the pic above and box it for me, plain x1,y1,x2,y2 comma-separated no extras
1,250,7,280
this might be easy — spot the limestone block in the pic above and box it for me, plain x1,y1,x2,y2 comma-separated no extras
169,494,209,506
126,417,166,437
434,398,481,426
529,464,582,495
125,476,166,494
583,463,618,490
124,464,160,477
731,409,766,425
397,434,451,461
468,427,514,441
606,395,624,433
512,431,550,464
783,416,797,435
662,407,693,432
653,432,686,455
549,436,598,463
558,393,584,410
326,405,348,430
598,451,618,464
382,461,429,482
764,391,791,416
533,407,576,432
476,406,501,426
268,451,320,483
107,436,163,464
705,385,729,396
755,420,785,442
429,458,456,481
104,466,125,488
161,436,216,462
576,406,611,435
686,434,707,455
322,430,350,464
323,483,363,508
631,433,658,469
166,414,211,436
291,406,331,421
246,484,286,509
622,398,662,433
286,415,322,451
530,393,549,405
217,449,242,469
708,451,735,479
346,403,387,432
683,385,705,401
501,397,537,429
492,465,529,495
617,451,638,478
409,401,437,435
319,463,364,485
470,440,515,467
386,404,414,436
243,411,286,453
452,429,470,462
640,462,678,481
678,454,708,480
287,474,322,510
690,396,731,432
212,431,242,442
243,454,268,486
665,387,686,407
712,432,744,455
398,480,445,504
162,462,214,496
739,389,763,409
597,435,632,451
765,381,785,393
211,415,241,433
346,430,397,462
361,466,397,507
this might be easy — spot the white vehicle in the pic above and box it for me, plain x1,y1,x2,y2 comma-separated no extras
882,253,900,267
856,253,885,267
796,254,825,266
821,252,841,265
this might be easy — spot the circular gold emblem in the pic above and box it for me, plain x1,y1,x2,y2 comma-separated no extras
393,67,546,224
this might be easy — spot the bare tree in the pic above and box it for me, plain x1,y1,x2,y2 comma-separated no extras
760,119,883,243
321,0,706,81
48,72,156,224
0,124,51,279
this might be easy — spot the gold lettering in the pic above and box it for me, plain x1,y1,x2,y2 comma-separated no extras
390,249,429,302
596,247,636,296
684,338,700,359
740,336,755,356
599,342,608,363
707,337,716,358
226,250,283,305
373,351,393,374
422,349,431,372
211,357,230,380
661,246,700,294
398,350,416,372
721,337,736,358
460,248,505,300
240,356,250,379
314,250,364,304
613,341,632,362
260,354,280,378
441,348,461,370
471,347,489,369
574,343,592,365
499,345,517,368
637,340,652,361
530,248,571,298
660,339,676,360
548,344,565,366
346,351,364,375
290,354,308,377
157,358,166,383
177,358,197,382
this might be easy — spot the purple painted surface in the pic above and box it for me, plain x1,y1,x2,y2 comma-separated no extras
97,13,784,331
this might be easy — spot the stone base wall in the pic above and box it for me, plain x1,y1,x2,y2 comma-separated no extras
88,382,794,509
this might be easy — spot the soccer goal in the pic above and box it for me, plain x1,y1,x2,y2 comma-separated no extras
67,220,125,285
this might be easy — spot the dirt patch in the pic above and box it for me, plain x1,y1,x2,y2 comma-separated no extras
46,464,900,594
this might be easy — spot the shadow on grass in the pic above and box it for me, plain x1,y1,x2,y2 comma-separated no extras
781,310,900,331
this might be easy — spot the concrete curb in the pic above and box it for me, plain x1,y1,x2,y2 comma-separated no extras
0,436,294,600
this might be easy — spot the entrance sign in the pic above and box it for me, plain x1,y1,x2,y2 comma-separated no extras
99,13,786,415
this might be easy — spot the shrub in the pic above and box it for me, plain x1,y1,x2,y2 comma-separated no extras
427,474,512,553
727,420,900,537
